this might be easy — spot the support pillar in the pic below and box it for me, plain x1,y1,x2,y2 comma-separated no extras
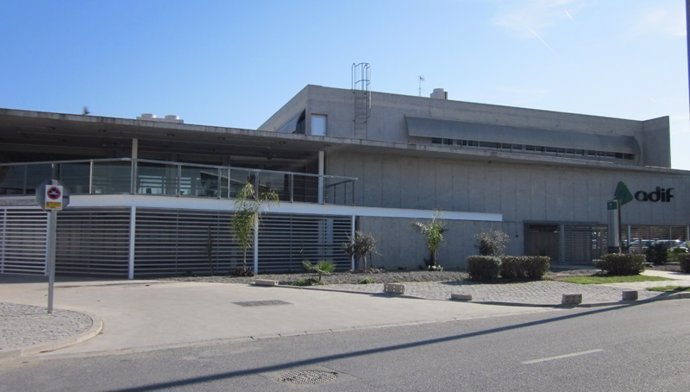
559,224,566,264
128,206,136,280
130,138,138,194
253,215,259,274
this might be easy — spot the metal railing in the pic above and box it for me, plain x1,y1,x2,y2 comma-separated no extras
0,158,357,205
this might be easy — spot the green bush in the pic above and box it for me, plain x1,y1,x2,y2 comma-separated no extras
499,256,524,279
645,243,668,265
466,256,501,282
595,253,646,275
668,247,688,263
499,256,550,280
524,256,550,280
679,254,690,273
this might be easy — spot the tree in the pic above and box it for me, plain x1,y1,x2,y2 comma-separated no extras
343,231,378,272
412,212,446,270
231,182,278,274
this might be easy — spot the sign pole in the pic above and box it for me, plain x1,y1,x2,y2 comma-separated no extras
47,209,57,314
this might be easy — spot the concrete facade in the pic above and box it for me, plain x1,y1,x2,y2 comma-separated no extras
261,85,689,269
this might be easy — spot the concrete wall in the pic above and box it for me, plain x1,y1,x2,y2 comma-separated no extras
327,150,690,226
263,85,670,168
640,117,671,167
328,150,690,267
359,217,513,271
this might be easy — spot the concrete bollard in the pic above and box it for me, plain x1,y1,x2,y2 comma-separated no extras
622,290,638,301
450,293,473,302
384,283,405,295
253,279,278,287
562,293,582,305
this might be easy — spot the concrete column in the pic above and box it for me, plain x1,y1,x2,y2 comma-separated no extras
128,206,137,280
559,224,566,264
318,151,325,204
130,138,138,194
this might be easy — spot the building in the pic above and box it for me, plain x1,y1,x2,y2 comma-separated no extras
1,84,688,278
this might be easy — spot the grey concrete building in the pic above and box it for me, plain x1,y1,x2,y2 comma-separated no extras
261,85,689,268
0,84,688,277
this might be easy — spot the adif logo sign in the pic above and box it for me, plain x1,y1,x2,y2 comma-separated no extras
615,182,674,204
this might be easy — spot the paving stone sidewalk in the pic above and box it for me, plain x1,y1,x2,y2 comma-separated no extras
0,303,93,354
315,280,662,305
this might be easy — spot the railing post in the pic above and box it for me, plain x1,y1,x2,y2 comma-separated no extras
290,174,294,203
227,168,232,198
254,171,260,194
217,168,222,199
177,164,182,197
89,160,94,194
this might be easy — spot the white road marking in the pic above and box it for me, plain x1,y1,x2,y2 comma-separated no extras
522,349,604,365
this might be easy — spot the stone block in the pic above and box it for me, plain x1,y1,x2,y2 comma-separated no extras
253,279,278,287
561,293,582,305
384,283,405,295
450,293,473,301
622,290,638,301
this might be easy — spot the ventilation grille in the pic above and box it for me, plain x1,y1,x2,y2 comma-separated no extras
56,208,131,276
0,208,47,275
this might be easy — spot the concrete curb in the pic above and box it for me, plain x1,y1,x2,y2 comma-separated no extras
270,283,690,308
0,312,103,361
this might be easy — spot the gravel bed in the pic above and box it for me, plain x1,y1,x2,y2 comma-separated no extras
167,270,470,285
0,303,93,351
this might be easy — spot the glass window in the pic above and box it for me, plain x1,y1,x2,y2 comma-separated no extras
311,114,327,136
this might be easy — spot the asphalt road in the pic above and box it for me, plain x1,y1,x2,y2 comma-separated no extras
1,300,689,392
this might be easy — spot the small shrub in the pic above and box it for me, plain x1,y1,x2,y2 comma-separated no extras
668,247,688,262
645,243,668,265
679,254,690,273
596,253,645,275
343,231,378,272
302,260,336,283
357,277,375,284
475,230,510,256
499,256,550,280
466,256,501,282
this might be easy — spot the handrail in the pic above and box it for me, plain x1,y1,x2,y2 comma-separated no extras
0,157,358,205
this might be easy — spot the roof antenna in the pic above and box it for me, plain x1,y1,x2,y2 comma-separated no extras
418,75,425,96
82,106,90,115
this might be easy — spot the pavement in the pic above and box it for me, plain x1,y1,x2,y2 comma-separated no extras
1,269,689,362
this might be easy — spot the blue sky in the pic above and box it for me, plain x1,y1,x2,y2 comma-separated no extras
1,0,688,169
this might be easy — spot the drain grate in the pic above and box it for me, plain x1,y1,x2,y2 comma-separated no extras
278,369,338,385
232,300,291,307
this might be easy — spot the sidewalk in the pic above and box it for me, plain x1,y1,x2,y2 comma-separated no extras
1,270,688,361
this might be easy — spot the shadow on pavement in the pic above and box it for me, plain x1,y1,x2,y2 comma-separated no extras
108,301,656,392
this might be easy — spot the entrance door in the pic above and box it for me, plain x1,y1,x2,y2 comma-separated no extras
525,224,560,261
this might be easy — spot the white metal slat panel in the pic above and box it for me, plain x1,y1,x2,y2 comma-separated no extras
56,208,130,276
135,209,236,277
258,214,352,274
0,208,47,275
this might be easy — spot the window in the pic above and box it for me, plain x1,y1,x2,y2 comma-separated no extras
311,114,327,136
